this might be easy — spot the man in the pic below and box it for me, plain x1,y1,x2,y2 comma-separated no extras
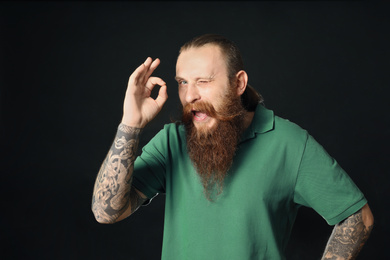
92,34,373,259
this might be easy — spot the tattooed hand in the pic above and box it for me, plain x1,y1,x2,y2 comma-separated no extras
92,124,147,224
322,204,374,260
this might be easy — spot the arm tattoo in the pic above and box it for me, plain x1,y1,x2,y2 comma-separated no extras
92,124,146,223
322,209,373,259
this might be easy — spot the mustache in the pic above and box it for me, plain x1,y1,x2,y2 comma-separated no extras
182,100,242,123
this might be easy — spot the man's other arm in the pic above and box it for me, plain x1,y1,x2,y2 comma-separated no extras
321,203,374,259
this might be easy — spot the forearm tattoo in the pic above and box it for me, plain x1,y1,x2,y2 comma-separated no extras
322,209,373,259
92,124,144,223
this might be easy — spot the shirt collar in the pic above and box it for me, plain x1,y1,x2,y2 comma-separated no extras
240,104,275,142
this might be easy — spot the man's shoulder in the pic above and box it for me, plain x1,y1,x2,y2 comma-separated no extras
274,115,307,134
254,105,308,139
258,107,309,145
150,122,186,143
162,121,185,134
275,116,309,145
141,122,185,154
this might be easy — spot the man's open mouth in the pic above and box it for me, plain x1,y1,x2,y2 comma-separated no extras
192,110,208,121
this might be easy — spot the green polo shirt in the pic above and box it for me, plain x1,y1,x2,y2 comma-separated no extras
133,105,367,260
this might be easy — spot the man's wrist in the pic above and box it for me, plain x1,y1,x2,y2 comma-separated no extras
118,123,143,135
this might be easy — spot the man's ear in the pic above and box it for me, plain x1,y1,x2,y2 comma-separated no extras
235,70,248,96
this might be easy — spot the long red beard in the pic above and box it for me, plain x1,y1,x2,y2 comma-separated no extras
181,90,245,200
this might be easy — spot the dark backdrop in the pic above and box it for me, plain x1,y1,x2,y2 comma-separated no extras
1,1,388,259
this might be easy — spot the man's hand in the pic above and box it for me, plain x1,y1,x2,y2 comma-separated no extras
122,57,168,128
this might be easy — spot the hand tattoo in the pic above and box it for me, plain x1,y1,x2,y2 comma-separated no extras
322,208,373,259
92,124,145,223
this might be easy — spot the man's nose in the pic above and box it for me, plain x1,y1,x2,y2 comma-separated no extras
185,84,201,104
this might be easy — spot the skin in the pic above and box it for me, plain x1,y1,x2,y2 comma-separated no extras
92,57,168,223
322,204,374,260
91,124,146,224
175,44,253,131
92,45,374,258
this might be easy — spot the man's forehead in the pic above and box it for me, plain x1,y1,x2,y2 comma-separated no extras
176,45,227,77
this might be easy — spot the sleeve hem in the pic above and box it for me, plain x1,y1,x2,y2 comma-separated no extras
133,177,158,200
326,198,368,226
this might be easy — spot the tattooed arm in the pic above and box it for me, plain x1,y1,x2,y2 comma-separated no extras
92,57,168,224
321,203,374,260
92,124,147,224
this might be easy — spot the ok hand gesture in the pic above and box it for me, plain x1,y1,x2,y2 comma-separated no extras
121,57,168,128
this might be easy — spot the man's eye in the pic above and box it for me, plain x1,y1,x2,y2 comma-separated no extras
198,80,209,84
180,80,188,85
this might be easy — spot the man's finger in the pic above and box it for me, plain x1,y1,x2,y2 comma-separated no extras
138,57,153,83
129,57,151,84
142,58,160,85
145,77,166,92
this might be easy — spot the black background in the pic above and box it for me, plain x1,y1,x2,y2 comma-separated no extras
1,1,389,259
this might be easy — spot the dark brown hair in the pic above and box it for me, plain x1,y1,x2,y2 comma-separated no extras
179,34,264,111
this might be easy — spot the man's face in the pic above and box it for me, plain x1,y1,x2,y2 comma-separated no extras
175,44,246,199
175,44,233,133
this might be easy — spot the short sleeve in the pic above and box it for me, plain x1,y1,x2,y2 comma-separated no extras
132,128,168,199
294,134,367,225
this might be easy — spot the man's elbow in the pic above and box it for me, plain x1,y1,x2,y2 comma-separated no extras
91,207,119,224
362,203,374,229
92,205,133,224
94,216,117,224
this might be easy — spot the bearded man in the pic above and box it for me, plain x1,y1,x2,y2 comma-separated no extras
92,34,373,260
